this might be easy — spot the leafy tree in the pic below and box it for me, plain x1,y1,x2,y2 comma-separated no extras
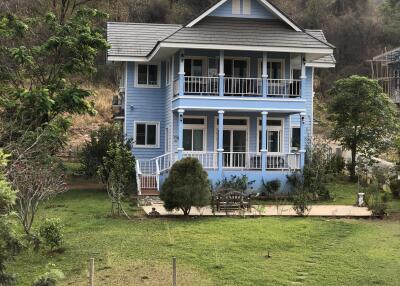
328,76,399,180
0,150,21,285
380,0,400,44
160,158,211,216
79,124,124,178
98,142,136,217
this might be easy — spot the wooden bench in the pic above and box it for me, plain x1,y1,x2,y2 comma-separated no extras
213,189,252,212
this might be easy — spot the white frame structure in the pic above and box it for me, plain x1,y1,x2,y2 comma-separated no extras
183,116,208,152
256,117,285,154
213,116,250,153
133,121,160,148
257,58,286,79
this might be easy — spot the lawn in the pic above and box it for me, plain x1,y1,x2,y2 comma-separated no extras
9,188,400,286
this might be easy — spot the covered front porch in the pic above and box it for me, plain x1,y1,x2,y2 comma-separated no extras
173,108,307,176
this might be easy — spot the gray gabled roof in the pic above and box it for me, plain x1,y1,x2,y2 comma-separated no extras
163,17,332,50
107,22,182,57
306,29,336,65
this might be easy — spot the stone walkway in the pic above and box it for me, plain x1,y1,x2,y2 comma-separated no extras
142,204,372,217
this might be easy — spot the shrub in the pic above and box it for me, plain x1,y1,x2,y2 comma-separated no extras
215,175,255,193
39,219,64,251
160,158,211,216
303,141,333,200
98,142,136,216
329,154,346,174
365,186,388,217
390,177,400,198
79,124,123,178
261,179,281,197
287,172,312,216
32,266,64,286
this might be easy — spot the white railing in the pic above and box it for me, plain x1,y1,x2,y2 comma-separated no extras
176,77,301,97
184,76,219,95
183,151,218,169
268,79,301,97
222,152,300,170
222,152,261,169
224,77,262,96
267,153,301,170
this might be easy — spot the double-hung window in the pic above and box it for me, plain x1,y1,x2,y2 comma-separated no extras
134,121,160,148
183,117,206,151
136,63,160,87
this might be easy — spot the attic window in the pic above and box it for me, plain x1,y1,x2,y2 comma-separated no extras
243,0,251,15
232,0,240,14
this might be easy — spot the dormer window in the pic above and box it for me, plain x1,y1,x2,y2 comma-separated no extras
135,63,160,88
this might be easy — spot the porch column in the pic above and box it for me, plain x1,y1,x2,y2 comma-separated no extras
177,109,185,160
300,54,307,99
262,52,268,98
261,111,268,177
217,110,225,176
179,50,185,97
219,50,225,97
299,112,306,168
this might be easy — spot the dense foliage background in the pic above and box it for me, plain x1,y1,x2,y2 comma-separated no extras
1,0,399,95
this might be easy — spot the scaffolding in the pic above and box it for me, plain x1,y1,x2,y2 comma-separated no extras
370,47,400,104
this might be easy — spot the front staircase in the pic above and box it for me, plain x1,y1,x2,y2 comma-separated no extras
136,153,175,196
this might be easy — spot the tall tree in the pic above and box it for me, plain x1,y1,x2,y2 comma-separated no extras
328,76,399,179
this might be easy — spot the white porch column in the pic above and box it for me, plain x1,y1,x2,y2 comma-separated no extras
218,110,225,176
177,109,185,159
262,52,268,98
261,111,268,177
300,54,307,99
179,50,185,97
219,50,225,97
300,112,306,168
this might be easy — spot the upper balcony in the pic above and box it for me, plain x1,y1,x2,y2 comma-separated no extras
173,76,301,98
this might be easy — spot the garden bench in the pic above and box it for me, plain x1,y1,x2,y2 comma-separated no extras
213,189,252,212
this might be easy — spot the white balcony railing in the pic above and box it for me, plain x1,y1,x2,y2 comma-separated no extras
224,77,262,96
185,76,219,95
268,79,301,97
174,76,301,98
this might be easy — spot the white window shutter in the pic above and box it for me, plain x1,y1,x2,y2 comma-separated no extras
232,0,240,14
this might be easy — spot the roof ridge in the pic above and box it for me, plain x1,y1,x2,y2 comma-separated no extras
107,22,182,27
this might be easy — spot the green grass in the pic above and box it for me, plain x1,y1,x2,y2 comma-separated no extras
9,189,400,285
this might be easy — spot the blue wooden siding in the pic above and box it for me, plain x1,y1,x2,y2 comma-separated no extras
290,67,313,141
210,0,276,19
125,62,166,159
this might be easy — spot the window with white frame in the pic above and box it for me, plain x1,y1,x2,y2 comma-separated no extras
258,59,285,79
257,119,283,153
166,60,171,86
136,63,160,87
183,117,206,151
134,121,160,148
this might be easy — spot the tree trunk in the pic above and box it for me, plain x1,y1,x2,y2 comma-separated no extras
182,207,191,216
350,145,357,181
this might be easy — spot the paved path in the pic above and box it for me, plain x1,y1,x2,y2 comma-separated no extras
143,204,371,217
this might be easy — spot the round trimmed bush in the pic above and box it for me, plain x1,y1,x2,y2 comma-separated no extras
160,158,211,216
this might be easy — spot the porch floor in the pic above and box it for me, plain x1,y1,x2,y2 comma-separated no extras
143,204,372,217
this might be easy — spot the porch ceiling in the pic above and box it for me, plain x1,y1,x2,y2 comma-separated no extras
172,96,306,114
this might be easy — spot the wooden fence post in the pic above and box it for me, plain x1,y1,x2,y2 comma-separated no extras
89,258,94,286
172,257,177,286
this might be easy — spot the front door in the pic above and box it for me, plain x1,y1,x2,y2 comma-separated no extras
223,130,247,168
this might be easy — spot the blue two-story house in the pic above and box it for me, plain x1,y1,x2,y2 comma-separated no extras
107,0,335,195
